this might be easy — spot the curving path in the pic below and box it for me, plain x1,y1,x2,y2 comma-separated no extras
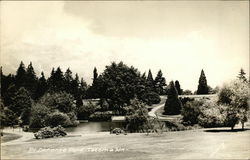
148,103,165,118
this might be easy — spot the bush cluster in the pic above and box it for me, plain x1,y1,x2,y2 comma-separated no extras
34,125,67,139
181,99,203,126
142,92,161,106
89,111,113,121
110,128,126,134
29,92,79,128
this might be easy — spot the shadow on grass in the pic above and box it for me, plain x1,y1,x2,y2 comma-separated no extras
204,128,250,133
1,132,22,143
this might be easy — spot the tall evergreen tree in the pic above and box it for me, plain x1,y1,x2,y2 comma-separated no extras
237,68,247,82
3,84,17,106
34,72,47,100
64,68,73,93
175,80,183,95
146,69,154,90
9,87,32,125
48,67,64,92
26,62,38,98
93,67,98,85
154,70,166,95
164,81,182,115
71,73,80,98
197,69,208,94
87,67,100,98
15,61,26,88
1,67,15,99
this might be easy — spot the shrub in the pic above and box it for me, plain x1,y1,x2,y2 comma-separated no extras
45,111,72,127
181,99,203,125
66,112,79,127
179,97,195,106
34,125,67,139
89,111,113,121
111,128,125,134
29,104,51,128
142,91,161,106
217,80,249,130
198,100,227,128
164,121,188,131
77,102,96,120
39,92,76,113
125,99,149,132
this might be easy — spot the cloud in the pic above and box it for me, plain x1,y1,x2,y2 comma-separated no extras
1,1,249,91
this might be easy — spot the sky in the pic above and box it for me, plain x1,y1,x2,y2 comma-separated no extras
0,1,249,91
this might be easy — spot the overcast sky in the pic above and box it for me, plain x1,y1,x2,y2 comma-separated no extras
0,1,249,91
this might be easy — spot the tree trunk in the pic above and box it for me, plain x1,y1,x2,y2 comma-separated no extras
242,122,244,130
231,126,234,131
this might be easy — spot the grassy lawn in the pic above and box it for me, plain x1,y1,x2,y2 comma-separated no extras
1,132,22,143
2,128,250,160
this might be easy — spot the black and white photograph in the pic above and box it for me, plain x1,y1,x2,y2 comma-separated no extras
0,1,249,159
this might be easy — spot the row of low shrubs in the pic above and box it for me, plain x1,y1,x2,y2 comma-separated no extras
88,111,113,121
34,125,67,139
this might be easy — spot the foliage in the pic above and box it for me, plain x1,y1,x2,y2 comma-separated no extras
9,87,32,125
217,79,249,129
25,62,38,99
198,100,227,128
237,68,247,82
125,99,149,132
15,61,26,89
154,70,166,95
111,128,125,134
39,92,76,113
89,111,113,121
164,121,187,131
182,89,193,95
45,111,73,127
181,99,203,125
34,72,48,100
77,102,96,120
142,91,161,106
175,80,183,95
146,69,155,90
94,62,157,113
164,81,182,115
29,103,51,128
197,69,208,94
34,125,67,139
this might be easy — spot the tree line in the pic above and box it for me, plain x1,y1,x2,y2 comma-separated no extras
1,60,235,128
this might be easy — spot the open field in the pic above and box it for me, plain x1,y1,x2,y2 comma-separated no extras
1,126,250,160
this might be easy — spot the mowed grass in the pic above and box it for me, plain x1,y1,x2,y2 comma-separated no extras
2,128,250,160
1,132,22,143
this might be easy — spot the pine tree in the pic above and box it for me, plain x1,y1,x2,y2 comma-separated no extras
1,67,15,99
175,80,183,95
34,72,47,100
146,69,154,91
237,68,247,82
64,68,73,94
164,81,182,115
15,61,26,88
48,67,64,92
154,70,166,95
26,62,38,98
93,67,98,85
9,87,32,125
197,69,208,94
79,78,87,98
